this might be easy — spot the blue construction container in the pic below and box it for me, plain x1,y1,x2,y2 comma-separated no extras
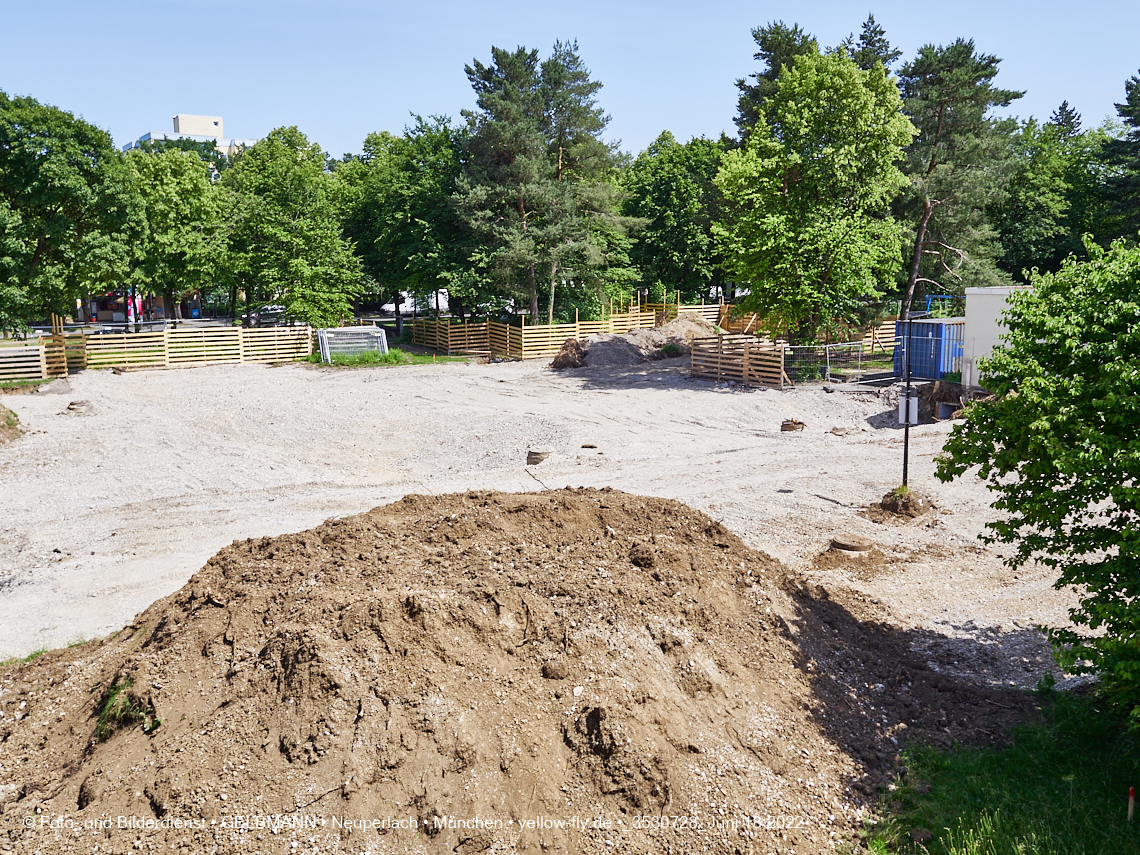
893,317,965,380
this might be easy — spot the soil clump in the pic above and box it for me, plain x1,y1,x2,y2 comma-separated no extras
569,314,717,369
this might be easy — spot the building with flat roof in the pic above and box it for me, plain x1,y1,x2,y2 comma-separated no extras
122,114,258,158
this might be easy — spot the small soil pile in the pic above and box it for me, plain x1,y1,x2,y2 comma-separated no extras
549,339,587,369
0,404,19,443
1,489,879,855
583,314,718,368
879,490,931,518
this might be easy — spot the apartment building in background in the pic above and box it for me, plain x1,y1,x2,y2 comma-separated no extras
122,114,259,159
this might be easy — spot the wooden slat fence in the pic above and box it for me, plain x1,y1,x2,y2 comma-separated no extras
690,336,788,388
413,311,655,358
0,344,48,381
0,327,312,380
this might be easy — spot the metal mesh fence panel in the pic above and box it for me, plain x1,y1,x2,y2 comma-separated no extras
318,327,389,363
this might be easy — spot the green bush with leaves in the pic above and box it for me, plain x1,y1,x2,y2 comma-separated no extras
936,240,1140,723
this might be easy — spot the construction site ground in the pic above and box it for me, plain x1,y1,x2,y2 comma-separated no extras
0,356,1078,854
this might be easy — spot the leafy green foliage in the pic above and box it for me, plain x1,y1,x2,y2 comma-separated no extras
339,118,471,316
136,136,230,174
223,127,362,327
733,21,818,140
0,90,135,332
716,49,915,340
622,132,724,302
125,148,225,314
990,116,1113,280
936,242,1140,723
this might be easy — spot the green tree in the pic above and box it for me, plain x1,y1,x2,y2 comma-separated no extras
1103,70,1140,241
338,119,474,317
622,132,725,302
455,42,637,323
734,21,818,141
222,126,362,327
125,148,225,321
840,13,903,71
898,39,1024,316
715,49,915,340
936,241,1140,724
991,116,1113,279
136,136,230,174
0,91,135,331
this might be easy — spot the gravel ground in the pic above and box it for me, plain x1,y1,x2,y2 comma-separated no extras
0,358,1077,691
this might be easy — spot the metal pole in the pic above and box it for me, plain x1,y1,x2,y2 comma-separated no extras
903,315,913,486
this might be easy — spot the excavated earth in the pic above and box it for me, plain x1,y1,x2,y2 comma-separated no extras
0,489,1042,855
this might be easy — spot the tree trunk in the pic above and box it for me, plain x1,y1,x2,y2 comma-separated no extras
527,264,538,321
903,197,935,319
547,258,557,326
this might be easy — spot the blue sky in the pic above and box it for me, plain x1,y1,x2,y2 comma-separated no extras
3,0,1138,156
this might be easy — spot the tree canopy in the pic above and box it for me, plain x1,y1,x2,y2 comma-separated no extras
222,127,362,327
0,91,135,332
936,241,1140,723
716,49,915,339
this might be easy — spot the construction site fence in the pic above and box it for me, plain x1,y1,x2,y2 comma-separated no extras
412,311,658,359
690,337,897,389
0,326,312,381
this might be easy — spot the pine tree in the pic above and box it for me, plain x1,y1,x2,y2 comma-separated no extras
734,22,817,140
840,13,903,71
898,39,1023,316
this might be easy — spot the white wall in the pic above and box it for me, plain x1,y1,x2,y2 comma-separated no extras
962,287,1032,389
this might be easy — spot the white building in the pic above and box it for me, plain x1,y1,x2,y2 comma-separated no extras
961,286,1033,390
122,114,258,159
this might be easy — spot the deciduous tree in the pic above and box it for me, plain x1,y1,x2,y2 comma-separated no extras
716,49,914,340
622,132,725,302
222,127,362,327
936,241,1140,724
0,91,135,331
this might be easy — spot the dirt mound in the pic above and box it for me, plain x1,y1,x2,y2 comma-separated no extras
549,339,587,370
0,488,894,854
583,314,718,368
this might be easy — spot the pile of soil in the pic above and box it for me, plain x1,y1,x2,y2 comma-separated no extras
0,489,1042,854
0,489,858,854
0,404,19,444
549,339,587,370
581,314,718,369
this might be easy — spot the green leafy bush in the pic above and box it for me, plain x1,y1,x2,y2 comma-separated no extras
937,240,1140,723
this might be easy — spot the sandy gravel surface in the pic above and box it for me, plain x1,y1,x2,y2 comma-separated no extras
1,358,1076,685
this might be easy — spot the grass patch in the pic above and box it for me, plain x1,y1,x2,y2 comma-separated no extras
870,690,1140,854
306,347,466,367
0,647,47,669
94,676,160,741
0,378,52,392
